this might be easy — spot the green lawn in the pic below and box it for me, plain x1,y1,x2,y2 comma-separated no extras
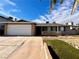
46,40,79,59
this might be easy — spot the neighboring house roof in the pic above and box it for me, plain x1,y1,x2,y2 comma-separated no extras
0,16,7,19
0,16,13,22
17,20,29,22
36,23,68,26
7,17,13,21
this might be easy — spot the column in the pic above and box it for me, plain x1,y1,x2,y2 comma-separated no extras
48,27,51,32
57,26,59,33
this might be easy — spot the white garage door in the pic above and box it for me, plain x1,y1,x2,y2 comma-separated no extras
7,24,32,35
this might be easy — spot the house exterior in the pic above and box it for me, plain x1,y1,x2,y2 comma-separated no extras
0,16,12,29
36,23,68,36
0,16,13,22
4,22,79,36
0,16,13,35
35,23,79,36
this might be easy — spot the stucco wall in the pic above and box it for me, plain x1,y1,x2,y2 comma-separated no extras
62,30,79,35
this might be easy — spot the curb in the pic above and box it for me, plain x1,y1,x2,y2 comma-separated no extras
43,42,52,59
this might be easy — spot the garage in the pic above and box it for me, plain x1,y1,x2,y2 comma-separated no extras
4,22,35,36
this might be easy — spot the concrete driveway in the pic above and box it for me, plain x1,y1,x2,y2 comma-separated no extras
0,37,51,59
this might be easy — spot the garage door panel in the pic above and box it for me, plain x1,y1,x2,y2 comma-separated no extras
7,24,32,35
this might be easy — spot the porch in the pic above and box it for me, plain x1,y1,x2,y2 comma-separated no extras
36,26,65,36
42,31,61,36
41,26,63,36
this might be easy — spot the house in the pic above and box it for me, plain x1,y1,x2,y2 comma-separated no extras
36,23,71,36
4,22,79,36
0,16,13,35
0,16,13,22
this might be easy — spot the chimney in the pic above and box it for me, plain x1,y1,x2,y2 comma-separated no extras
53,22,56,24
15,18,17,21
46,21,49,24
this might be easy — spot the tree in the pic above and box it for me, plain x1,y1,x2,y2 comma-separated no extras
49,0,63,13
40,0,79,15
50,0,79,15
40,0,63,14
71,0,79,15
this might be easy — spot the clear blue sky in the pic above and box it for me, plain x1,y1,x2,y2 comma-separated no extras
0,0,51,20
11,0,49,19
15,0,50,20
0,0,62,20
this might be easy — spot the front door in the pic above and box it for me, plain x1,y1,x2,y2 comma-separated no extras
36,27,41,36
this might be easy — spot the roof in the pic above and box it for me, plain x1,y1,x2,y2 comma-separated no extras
0,16,13,21
2,22,36,24
36,23,67,26
17,20,29,22
0,16,7,19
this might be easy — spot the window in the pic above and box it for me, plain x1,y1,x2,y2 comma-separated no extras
42,27,47,31
51,27,57,31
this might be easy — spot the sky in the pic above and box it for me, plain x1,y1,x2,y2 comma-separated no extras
0,0,79,24
0,0,50,20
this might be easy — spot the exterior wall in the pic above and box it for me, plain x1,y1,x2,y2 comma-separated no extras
65,26,70,31
60,27,64,31
0,23,4,30
62,30,78,35
32,24,36,35
5,23,35,36
0,17,13,35
4,24,7,35
4,23,79,36
0,18,8,22
0,18,8,30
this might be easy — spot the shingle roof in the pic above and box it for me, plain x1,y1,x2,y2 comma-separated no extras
17,20,29,22
3,22,36,24
36,23,66,26
0,16,7,19
0,16,13,21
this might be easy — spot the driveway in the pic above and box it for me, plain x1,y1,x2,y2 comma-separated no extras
0,37,47,59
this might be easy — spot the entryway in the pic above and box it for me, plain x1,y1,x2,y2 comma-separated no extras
36,27,41,36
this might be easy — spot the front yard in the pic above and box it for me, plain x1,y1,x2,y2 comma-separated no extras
46,40,79,59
